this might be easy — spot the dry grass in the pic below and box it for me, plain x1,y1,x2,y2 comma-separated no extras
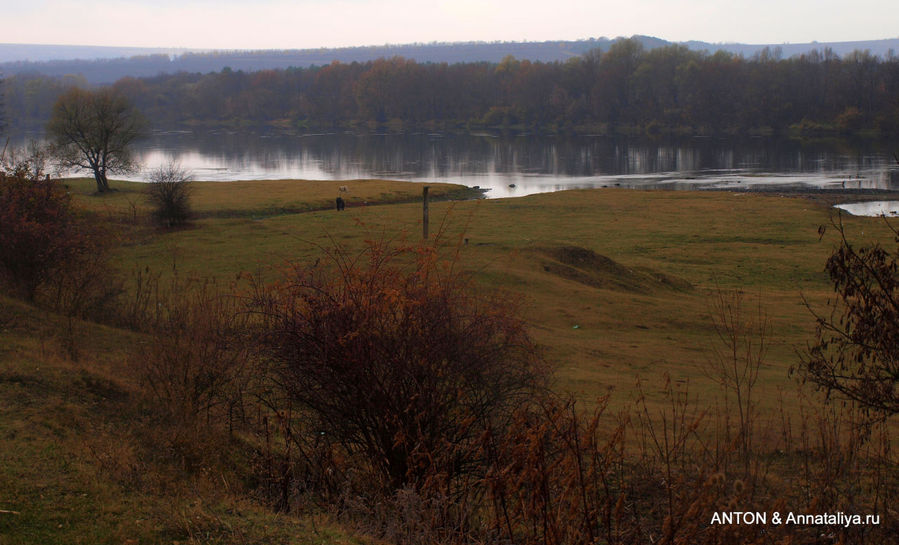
105,184,897,417
0,294,368,544
3,177,897,543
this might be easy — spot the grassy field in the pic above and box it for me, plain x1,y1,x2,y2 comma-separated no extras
4,177,897,543
99,180,894,412
64,177,478,218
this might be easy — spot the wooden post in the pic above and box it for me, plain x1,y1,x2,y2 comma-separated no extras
422,186,430,240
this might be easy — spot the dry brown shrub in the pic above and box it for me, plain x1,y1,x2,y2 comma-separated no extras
132,274,253,427
251,237,548,494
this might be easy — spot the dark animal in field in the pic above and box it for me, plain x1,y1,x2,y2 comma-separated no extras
336,196,345,211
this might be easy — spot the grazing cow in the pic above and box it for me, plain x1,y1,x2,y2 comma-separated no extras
338,185,349,192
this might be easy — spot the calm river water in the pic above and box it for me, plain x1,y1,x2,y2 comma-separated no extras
15,130,899,199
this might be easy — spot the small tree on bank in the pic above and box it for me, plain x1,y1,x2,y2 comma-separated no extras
46,87,146,193
146,162,193,227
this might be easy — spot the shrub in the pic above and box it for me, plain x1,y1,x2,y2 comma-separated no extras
801,216,899,419
0,145,89,300
253,239,547,492
133,275,252,425
146,162,192,227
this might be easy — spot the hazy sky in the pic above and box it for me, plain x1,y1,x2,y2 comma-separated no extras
3,0,897,49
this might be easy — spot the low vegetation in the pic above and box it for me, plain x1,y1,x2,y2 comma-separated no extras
146,162,193,228
1,165,897,543
0,146,111,309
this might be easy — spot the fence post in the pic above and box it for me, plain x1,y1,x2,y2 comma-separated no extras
422,186,430,240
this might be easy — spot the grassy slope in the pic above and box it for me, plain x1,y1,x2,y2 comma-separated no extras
0,296,364,544
4,177,895,542
0,179,473,544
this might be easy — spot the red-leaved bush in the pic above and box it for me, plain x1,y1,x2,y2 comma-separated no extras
0,147,105,302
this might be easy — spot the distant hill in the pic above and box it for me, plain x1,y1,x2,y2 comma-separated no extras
683,38,899,59
1,36,897,84
0,39,608,84
0,43,193,63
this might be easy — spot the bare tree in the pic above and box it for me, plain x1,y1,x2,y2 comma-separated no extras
703,287,768,462
46,87,146,193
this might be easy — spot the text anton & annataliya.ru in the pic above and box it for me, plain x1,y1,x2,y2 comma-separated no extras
710,511,880,527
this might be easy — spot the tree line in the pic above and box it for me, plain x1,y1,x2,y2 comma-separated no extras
3,39,899,135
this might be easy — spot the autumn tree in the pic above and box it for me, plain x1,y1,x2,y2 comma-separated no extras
47,87,146,193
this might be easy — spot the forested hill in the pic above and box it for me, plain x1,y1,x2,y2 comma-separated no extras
2,36,898,84
4,38,897,138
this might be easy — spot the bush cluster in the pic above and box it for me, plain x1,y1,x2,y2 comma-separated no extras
146,162,193,228
0,146,107,302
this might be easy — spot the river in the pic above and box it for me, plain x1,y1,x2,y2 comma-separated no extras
10,130,899,199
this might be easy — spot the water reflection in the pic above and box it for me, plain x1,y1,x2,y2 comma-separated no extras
834,201,899,217
10,130,899,198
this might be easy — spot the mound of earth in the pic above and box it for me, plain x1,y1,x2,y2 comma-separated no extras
536,246,691,293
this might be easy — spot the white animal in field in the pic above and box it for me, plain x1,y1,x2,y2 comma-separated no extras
338,185,349,192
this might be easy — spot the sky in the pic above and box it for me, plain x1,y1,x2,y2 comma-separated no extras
2,0,897,50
